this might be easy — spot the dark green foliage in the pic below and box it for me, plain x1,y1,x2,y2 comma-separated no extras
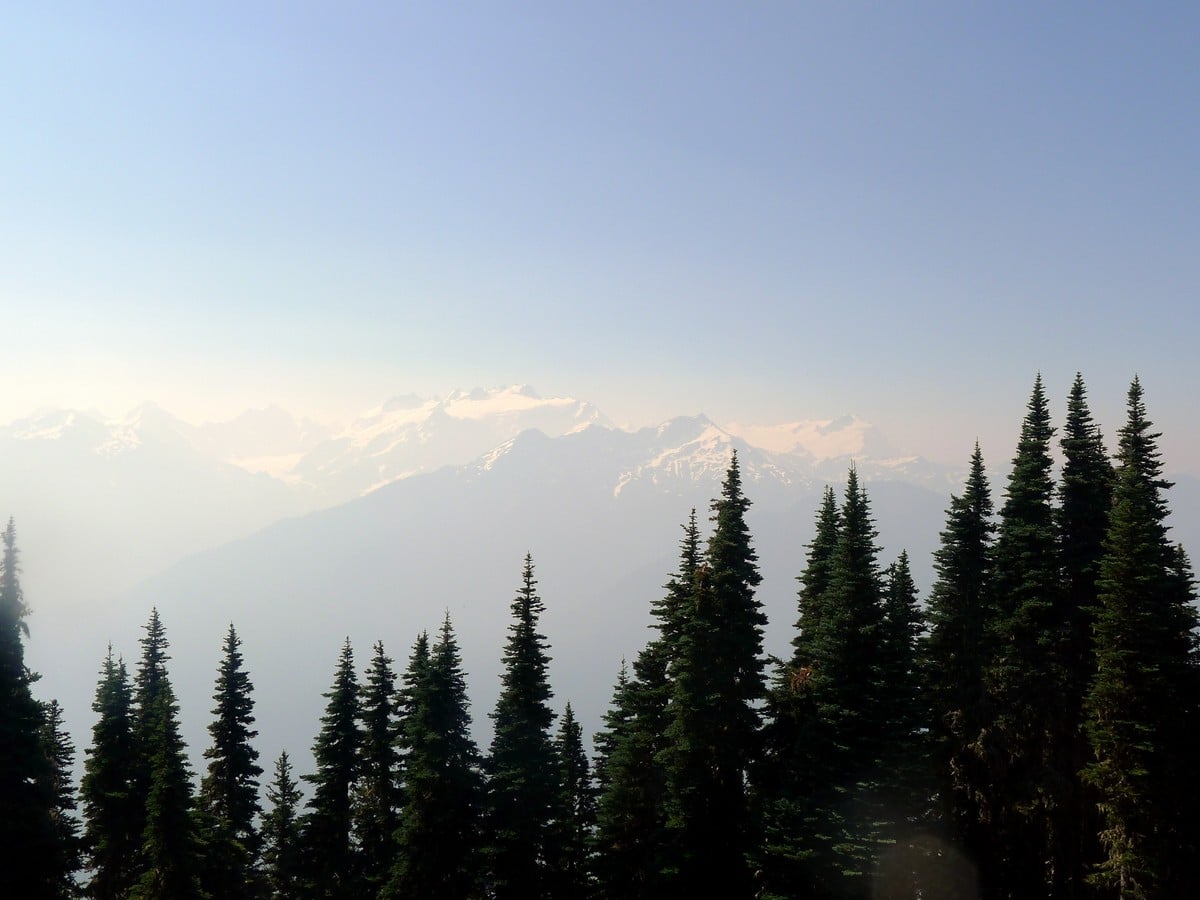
387,615,483,899
1053,374,1115,897
354,641,401,895
301,638,362,898
919,445,995,890
548,702,596,897
662,452,765,898
593,515,700,899
0,518,67,899
261,751,304,899
1083,378,1200,898
485,554,558,900
129,611,202,900
40,699,83,897
982,375,1066,898
81,648,139,900
806,468,891,894
792,485,840,668
198,624,263,900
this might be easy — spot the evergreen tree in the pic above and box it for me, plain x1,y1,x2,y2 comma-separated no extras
757,485,841,899
81,648,139,900
1054,374,1115,897
485,554,558,900
40,699,82,898
920,444,995,893
875,552,927,899
792,485,841,667
982,375,1064,899
301,638,362,898
548,702,596,897
1083,378,1200,898
386,616,483,900
354,641,401,896
198,624,263,900
0,518,66,899
662,452,765,899
804,467,890,896
261,751,303,900
129,611,202,900
593,514,701,899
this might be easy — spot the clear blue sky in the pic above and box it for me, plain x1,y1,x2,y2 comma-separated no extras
4,3,1198,468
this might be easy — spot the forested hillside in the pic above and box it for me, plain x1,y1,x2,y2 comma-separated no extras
3,376,1196,899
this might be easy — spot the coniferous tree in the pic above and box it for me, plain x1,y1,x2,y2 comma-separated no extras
386,615,483,900
198,624,263,900
354,641,401,895
662,451,765,899
593,514,700,899
874,552,927,899
548,702,596,897
758,485,841,899
301,638,363,898
920,444,994,893
485,554,558,900
0,518,60,899
1054,374,1114,897
129,611,202,900
40,699,82,897
1083,378,1199,898
261,751,303,900
81,648,139,900
806,467,890,896
982,375,1064,899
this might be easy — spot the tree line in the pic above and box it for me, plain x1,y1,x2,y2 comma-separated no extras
1,374,1196,899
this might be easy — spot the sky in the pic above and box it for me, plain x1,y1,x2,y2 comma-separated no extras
4,3,1199,470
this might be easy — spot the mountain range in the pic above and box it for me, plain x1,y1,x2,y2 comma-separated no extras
5,385,1196,778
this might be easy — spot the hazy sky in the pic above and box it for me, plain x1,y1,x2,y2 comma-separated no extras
4,3,1198,469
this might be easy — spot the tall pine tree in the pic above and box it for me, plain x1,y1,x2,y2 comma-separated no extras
485,555,558,900
982,375,1064,899
0,518,60,899
301,638,362,898
921,443,995,891
129,611,202,900
387,615,483,899
197,624,263,900
354,641,401,896
261,751,303,900
1083,378,1199,898
81,648,139,900
1054,373,1115,897
662,451,765,899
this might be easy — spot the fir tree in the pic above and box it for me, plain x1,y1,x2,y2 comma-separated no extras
261,751,303,900
805,467,890,895
386,616,483,900
129,611,202,900
982,375,1064,898
920,444,995,891
197,624,263,900
485,554,558,900
549,702,596,897
0,518,66,899
354,641,401,895
301,638,363,898
1053,373,1115,897
662,452,765,899
593,515,700,899
39,699,82,897
81,648,139,900
757,485,841,899
1083,378,1199,898
792,485,841,667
